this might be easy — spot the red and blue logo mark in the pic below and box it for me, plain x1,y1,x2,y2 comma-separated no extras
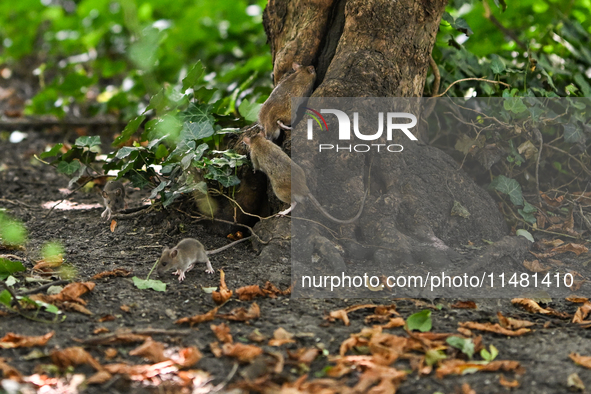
305,108,328,132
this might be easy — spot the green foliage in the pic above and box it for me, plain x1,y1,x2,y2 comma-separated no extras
0,212,27,246
1,0,272,120
132,276,166,292
446,336,475,359
406,310,432,332
480,344,499,362
0,259,25,281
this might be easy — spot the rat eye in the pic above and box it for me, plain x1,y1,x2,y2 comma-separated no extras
160,261,167,267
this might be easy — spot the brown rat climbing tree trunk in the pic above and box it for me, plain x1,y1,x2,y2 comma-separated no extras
257,0,529,276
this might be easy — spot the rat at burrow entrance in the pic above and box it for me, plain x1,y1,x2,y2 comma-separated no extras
243,132,367,223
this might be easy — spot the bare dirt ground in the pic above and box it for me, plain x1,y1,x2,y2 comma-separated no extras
1,130,591,393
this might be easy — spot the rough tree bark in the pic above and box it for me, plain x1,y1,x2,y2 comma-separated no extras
251,0,530,278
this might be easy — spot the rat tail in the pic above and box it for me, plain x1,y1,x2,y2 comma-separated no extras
206,235,253,255
308,187,368,224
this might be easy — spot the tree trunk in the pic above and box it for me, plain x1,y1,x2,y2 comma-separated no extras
258,0,523,289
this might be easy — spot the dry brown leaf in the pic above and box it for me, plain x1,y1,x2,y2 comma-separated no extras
175,306,219,326
523,259,550,272
211,323,233,343
210,342,223,358
499,374,520,388
511,298,571,318
222,342,263,363
0,331,54,349
129,338,167,363
91,268,131,280
287,348,320,365
572,191,591,206
457,327,472,337
570,353,591,369
171,347,202,367
0,357,22,382
104,348,118,359
540,239,564,248
329,309,350,326
497,312,535,330
451,301,477,309
269,327,295,347
262,281,289,297
98,315,116,322
379,317,406,329
461,383,476,394
86,370,112,385
110,220,117,232
51,347,102,371
459,321,531,336
567,296,589,303
103,360,177,378
65,302,93,315
79,333,149,345
93,327,110,335
540,193,563,207
436,359,522,378
247,329,267,343
551,243,588,256
236,285,264,301
216,302,260,322
573,302,591,324
212,269,233,305
120,305,131,313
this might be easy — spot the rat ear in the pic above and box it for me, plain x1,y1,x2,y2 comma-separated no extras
101,191,108,198
114,189,121,196
170,249,178,258
243,136,251,145
292,62,301,71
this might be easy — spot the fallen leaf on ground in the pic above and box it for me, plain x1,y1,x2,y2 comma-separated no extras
287,348,320,365
51,347,102,371
551,243,588,256
511,298,571,318
104,348,117,359
573,302,591,324
75,332,149,345
269,327,295,346
378,317,406,329
436,359,522,378
570,353,591,369
0,331,54,349
247,329,267,343
499,374,520,388
236,285,264,301
497,312,535,330
129,338,167,363
216,302,260,322
91,268,131,280
211,323,233,343
567,372,585,390
212,269,232,305
451,301,477,309
86,370,112,385
459,321,531,336
103,360,178,380
110,220,117,232
93,327,110,335
170,347,202,367
175,306,219,326
567,296,589,303
210,342,222,357
31,282,95,306
461,383,476,394
0,357,22,381
222,342,263,363
328,309,350,326
523,259,550,272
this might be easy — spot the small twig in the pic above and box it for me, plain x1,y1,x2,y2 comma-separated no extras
0,198,37,209
482,0,528,50
18,280,70,296
0,280,22,313
0,254,24,260
209,190,275,221
77,328,193,345
175,208,267,245
533,128,543,204
111,205,154,219
429,54,441,97
435,78,510,97
544,143,591,176
212,363,239,392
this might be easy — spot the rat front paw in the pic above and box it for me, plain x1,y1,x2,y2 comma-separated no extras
205,268,214,274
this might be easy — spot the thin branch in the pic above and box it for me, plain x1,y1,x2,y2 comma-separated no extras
429,54,440,97
435,78,511,97
482,0,528,50
544,143,591,176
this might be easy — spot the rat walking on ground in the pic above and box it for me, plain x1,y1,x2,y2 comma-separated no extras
101,180,126,220
243,132,367,223
258,63,316,140
157,237,253,282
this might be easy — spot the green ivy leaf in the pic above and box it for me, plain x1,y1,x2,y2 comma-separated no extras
446,336,475,359
516,229,534,242
490,56,506,74
40,143,64,159
0,289,12,307
442,13,473,36
75,136,101,148
503,98,527,114
563,124,586,144
490,175,523,206
116,146,142,159
0,258,25,280
132,276,166,292
182,61,205,92
57,160,81,175
238,99,262,123
406,310,432,332
113,115,145,146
